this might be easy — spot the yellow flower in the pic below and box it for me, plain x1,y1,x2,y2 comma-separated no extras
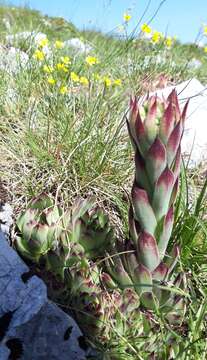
47,77,56,85
113,79,122,86
165,36,173,48
204,47,207,53
203,25,207,36
43,65,54,73
59,86,68,94
79,76,89,86
55,40,64,49
60,56,71,65
85,56,99,66
151,31,161,44
33,49,45,61
56,63,68,72
102,77,111,87
123,13,132,22
141,23,151,34
38,37,49,48
70,72,79,82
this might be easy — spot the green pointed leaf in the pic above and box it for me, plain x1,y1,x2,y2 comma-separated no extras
30,223,49,253
17,209,38,232
30,193,53,210
152,167,174,220
158,206,174,259
146,137,167,185
167,121,183,166
137,231,160,271
135,149,152,194
132,184,157,235
133,263,153,294
159,101,175,144
45,205,60,226
144,96,159,144
152,262,168,282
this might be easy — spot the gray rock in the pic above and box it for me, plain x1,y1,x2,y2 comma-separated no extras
64,38,93,54
188,58,202,69
0,45,29,74
0,203,13,237
0,231,89,359
0,345,10,359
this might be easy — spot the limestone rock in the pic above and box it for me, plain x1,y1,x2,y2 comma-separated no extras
64,38,93,54
0,45,29,74
0,231,89,359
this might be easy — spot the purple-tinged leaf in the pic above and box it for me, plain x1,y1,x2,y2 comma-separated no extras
158,206,174,259
30,223,49,253
181,99,190,123
159,101,175,143
135,150,152,194
101,272,116,289
107,256,133,288
137,231,160,271
152,262,168,282
22,219,37,242
126,118,137,150
146,137,167,185
132,184,157,235
144,96,159,143
152,168,175,220
167,89,181,122
133,263,152,293
135,109,150,155
167,121,183,166
172,146,181,180
17,208,38,232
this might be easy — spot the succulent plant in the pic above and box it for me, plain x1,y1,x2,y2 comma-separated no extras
14,89,189,352
106,90,188,323
15,193,66,262
69,267,140,341
16,194,114,273
70,197,114,258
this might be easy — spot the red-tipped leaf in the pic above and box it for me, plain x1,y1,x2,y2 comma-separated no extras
146,137,167,185
158,206,174,259
152,168,175,220
152,262,168,281
132,184,157,235
167,121,183,166
133,263,153,293
159,101,175,143
135,150,152,194
137,231,160,271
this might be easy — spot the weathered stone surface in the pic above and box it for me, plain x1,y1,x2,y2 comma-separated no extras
0,231,88,359
0,345,10,360
64,38,93,54
0,45,29,74
0,203,13,237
